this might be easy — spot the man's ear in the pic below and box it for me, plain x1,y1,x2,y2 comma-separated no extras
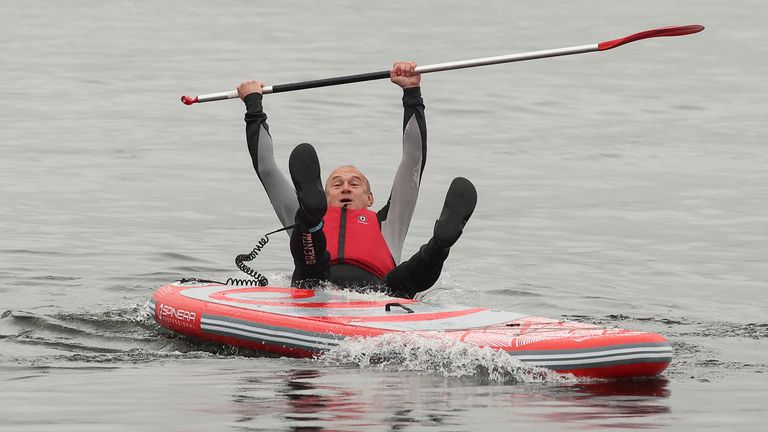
367,192,374,207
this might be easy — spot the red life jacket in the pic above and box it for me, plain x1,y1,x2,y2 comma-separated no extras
323,206,395,278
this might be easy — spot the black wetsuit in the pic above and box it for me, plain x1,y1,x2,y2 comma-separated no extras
244,88,448,298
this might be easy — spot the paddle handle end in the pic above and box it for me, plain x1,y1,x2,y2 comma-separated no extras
181,95,199,105
181,90,239,105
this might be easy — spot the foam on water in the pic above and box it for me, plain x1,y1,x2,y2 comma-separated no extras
318,332,574,384
0,302,216,365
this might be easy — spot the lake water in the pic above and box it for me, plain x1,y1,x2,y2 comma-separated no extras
1,0,766,430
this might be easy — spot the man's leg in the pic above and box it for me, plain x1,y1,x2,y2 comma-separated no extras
288,143,330,288
384,177,477,298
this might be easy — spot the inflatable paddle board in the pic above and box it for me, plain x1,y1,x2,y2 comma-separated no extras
150,281,672,379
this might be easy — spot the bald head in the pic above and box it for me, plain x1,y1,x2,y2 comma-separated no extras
325,165,373,209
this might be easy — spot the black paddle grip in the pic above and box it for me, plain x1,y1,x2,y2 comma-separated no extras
271,70,391,94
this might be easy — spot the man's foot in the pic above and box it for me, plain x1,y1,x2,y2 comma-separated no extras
433,177,477,249
289,143,327,226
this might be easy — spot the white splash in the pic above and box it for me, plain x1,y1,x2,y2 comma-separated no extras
318,333,574,384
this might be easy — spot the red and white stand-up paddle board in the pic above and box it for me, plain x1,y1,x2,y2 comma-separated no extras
150,281,672,379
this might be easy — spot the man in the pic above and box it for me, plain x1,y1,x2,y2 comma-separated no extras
238,62,476,298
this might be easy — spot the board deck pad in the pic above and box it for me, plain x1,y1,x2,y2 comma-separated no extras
151,281,672,379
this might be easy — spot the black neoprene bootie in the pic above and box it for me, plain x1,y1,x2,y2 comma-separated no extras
432,177,477,249
289,143,327,227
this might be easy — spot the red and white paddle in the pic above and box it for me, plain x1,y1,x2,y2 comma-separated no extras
181,25,704,105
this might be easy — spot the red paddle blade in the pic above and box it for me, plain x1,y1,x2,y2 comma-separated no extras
598,25,705,51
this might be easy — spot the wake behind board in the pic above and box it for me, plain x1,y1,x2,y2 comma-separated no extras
150,281,671,379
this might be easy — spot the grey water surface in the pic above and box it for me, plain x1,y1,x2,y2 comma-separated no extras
1,0,766,430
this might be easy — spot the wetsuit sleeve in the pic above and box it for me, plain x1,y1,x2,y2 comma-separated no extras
243,93,299,231
378,87,427,263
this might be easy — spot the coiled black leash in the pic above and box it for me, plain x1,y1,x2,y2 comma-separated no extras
231,224,295,286
179,225,295,287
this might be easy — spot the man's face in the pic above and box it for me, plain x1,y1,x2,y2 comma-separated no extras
325,166,373,210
